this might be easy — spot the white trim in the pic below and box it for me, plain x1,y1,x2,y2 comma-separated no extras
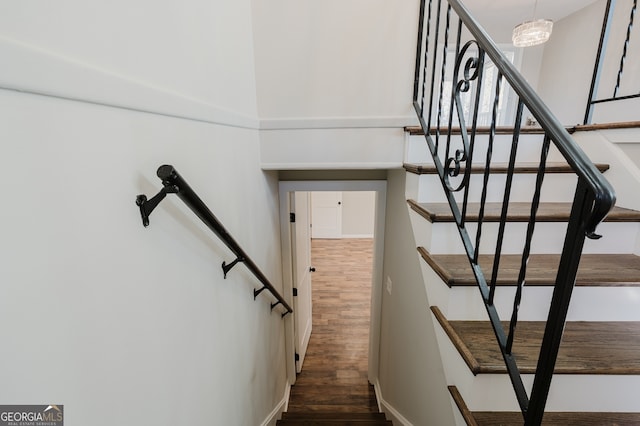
0,36,259,129
0,37,421,133
297,307,313,372
260,116,418,130
278,180,387,390
373,379,384,413
262,162,403,171
260,382,291,426
374,379,415,426
279,181,387,193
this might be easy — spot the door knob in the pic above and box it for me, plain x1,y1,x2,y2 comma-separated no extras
310,267,316,272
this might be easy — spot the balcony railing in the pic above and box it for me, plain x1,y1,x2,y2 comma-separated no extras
413,0,616,424
585,0,639,124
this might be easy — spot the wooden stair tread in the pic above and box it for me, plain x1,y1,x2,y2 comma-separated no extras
418,247,640,287
473,411,640,426
405,126,547,135
278,412,391,425
448,385,640,426
432,307,640,375
277,422,392,425
408,199,640,222
282,412,387,420
404,162,610,174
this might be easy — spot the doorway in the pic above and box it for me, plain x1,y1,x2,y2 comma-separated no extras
278,180,387,389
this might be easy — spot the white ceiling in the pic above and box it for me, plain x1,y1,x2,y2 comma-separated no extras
464,0,602,42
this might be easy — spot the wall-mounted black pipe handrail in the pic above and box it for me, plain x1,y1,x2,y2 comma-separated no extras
136,165,292,317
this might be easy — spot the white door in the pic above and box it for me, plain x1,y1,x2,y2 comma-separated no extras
291,192,313,373
311,191,342,239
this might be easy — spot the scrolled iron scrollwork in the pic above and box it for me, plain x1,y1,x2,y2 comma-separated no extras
443,40,484,193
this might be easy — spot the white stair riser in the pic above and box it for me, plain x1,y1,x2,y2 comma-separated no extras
445,285,640,322
428,221,639,255
419,257,640,322
416,173,579,203
410,209,639,255
407,133,557,165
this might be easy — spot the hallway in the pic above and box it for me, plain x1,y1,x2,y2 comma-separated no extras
287,238,378,413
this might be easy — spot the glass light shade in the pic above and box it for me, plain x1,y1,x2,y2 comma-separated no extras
512,19,553,47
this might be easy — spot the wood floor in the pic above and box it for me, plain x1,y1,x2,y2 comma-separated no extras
287,238,378,413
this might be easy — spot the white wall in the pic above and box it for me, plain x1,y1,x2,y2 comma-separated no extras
251,0,418,121
251,0,418,169
342,191,376,238
537,0,640,125
0,0,258,119
377,170,455,425
0,1,289,425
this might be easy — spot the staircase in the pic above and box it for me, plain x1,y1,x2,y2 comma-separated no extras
277,412,392,425
404,128,640,424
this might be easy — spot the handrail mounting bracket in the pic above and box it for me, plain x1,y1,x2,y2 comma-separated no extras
222,256,245,278
136,185,179,227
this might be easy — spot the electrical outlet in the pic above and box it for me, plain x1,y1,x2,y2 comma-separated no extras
386,276,393,295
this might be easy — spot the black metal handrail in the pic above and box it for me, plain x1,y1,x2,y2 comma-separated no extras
136,165,292,317
585,0,639,124
413,1,616,424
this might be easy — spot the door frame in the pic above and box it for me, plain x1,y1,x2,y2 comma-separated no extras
290,191,313,373
278,180,387,387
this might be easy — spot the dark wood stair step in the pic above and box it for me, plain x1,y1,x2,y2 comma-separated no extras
432,306,640,375
278,411,391,425
404,161,610,175
282,412,387,420
418,247,640,287
448,385,640,426
405,126,548,135
408,199,640,222
277,421,392,425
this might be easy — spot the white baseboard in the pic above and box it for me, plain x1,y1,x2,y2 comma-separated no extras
260,382,291,426
260,116,417,130
341,234,375,239
374,379,414,426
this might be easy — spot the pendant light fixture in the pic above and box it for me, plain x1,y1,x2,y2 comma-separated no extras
512,0,553,47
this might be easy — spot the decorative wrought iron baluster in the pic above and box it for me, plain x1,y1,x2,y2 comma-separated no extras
420,0,434,117
506,134,551,355
613,0,637,98
461,48,485,229
427,0,444,139
473,71,503,263
443,42,483,232
489,100,525,305
445,17,463,175
437,5,453,157
414,0,426,105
